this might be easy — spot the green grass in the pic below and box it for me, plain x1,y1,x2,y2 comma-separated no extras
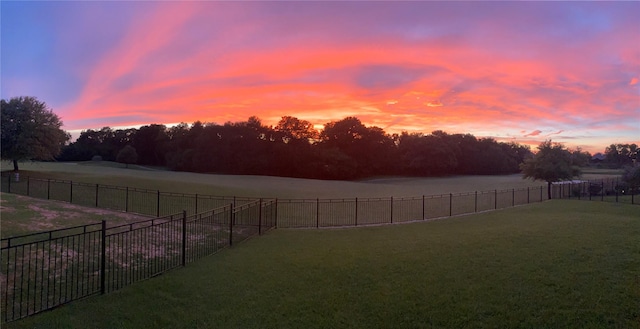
6,200,639,329
2,161,622,200
2,161,554,199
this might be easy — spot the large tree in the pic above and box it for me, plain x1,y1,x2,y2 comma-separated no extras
1,96,70,171
520,140,581,199
116,145,138,168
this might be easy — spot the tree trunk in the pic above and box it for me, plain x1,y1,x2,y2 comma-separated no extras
13,159,19,171
547,181,552,200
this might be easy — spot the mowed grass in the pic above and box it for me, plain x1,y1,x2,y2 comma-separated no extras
2,161,617,199
6,200,639,329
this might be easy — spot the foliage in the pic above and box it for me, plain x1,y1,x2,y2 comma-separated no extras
116,145,138,168
604,143,638,168
520,140,581,199
621,165,640,188
1,96,70,171
59,115,533,179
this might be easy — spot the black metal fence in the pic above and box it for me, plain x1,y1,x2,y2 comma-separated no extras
1,173,636,323
1,199,277,322
271,178,636,228
0,174,257,217
1,175,634,227
274,187,549,228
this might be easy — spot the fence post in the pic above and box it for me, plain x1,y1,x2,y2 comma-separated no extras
95,184,99,207
195,194,198,214
27,176,31,196
316,198,319,228
494,190,497,209
182,210,187,266
7,173,10,193
48,179,51,199
100,220,106,294
527,187,530,204
69,181,73,203
390,197,394,223
538,186,541,201
422,195,425,219
156,190,160,217
275,198,278,228
229,203,234,246
474,191,478,212
512,189,515,207
449,193,453,217
579,183,582,200
355,198,358,226
258,198,263,235
125,187,129,212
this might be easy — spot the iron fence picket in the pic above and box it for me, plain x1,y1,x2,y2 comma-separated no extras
392,197,423,222
514,188,529,206
26,178,48,200
1,228,103,322
274,199,317,228
496,189,514,209
422,194,450,219
451,193,476,216
97,185,127,212
318,199,356,227
48,180,71,203
357,197,392,225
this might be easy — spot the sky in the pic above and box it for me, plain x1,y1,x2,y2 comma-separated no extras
1,1,638,154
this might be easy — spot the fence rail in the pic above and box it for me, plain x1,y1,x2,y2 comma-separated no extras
0,174,257,217
1,199,277,322
0,173,636,323
273,187,554,228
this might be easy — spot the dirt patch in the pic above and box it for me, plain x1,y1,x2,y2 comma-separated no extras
2,193,152,237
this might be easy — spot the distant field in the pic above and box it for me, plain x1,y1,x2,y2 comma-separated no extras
2,161,618,199
5,200,639,329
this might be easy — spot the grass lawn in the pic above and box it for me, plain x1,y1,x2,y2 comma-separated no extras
5,200,639,329
2,161,621,200
2,161,554,199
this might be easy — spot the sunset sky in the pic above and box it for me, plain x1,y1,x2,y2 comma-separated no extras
1,1,638,153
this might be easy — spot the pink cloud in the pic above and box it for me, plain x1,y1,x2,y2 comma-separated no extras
524,130,542,137
39,1,637,155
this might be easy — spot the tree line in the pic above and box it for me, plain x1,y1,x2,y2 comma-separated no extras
58,116,537,179
4,96,631,181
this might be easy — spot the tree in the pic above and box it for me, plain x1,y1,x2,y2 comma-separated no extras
520,140,581,199
604,143,638,168
621,166,640,193
274,116,318,143
319,117,396,177
116,145,138,168
132,124,168,166
1,96,70,171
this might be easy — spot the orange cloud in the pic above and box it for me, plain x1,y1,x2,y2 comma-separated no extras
36,1,636,155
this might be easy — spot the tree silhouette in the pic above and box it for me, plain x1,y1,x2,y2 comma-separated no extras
116,145,138,168
520,140,581,199
1,96,70,171
58,115,537,180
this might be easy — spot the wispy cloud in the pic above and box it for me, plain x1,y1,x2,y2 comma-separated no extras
1,1,638,153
